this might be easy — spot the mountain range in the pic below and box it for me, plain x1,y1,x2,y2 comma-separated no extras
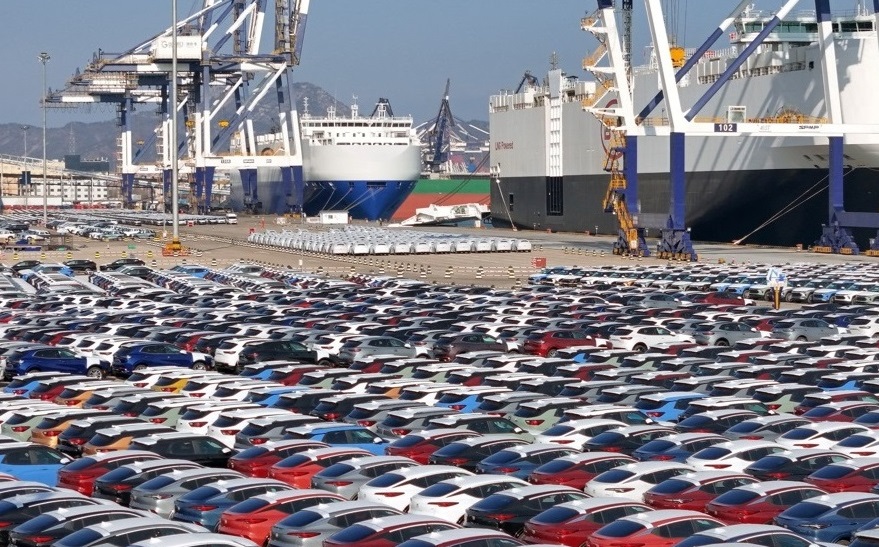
0,82,489,169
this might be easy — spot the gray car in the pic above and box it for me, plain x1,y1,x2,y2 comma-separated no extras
336,336,417,365
343,399,425,430
310,455,418,499
234,415,323,450
266,500,402,547
128,467,245,518
53,517,209,547
772,318,839,341
723,414,814,442
692,321,763,346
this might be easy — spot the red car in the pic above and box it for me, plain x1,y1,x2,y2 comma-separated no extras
585,509,724,547
217,489,346,545
324,514,458,547
56,450,162,495
527,452,637,489
805,459,879,492
803,401,879,423
227,439,328,477
385,429,479,464
704,480,826,524
268,447,371,488
643,470,758,511
521,497,651,547
524,330,611,358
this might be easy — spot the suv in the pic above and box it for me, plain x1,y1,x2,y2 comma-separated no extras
3,346,109,380
214,339,318,373
100,258,146,271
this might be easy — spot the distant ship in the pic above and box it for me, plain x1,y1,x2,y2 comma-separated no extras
230,98,421,219
488,5,879,246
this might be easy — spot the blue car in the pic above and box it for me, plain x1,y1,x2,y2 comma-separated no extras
2,371,63,397
475,444,579,479
0,443,72,486
244,386,306,407
632,433,727,462
2,346,108,381
111,342,212,377
283,424,389,455
170,264,211,278
634,392,708,422
775,492,879,543
171,477,292,530
435,388,509,413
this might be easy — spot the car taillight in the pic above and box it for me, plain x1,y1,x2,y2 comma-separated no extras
450,405,465,411
238,517,269,524
190,393,206,398
221,429,239,435
767,404,781,411
650,454,675,461
797,443,819,448
357,420,376,427
323,412,340,420
42,430,61,437
551,439,574,445
191,505,218,511
160,388,175,392
150,418,167,424
525,420,544,426
376,492,404,497
492,513,516,521
65,400,81,406
123,412,137,417
69,438,87,445
11,426,28,433
765,472,790,479
447,458,469,466
189,422,207,428
646,412,662,418
250,438,268,445
111,483,133,491
429,501,458,507
391,428,411,436
325,480,352,486
705,464,730,469
739,435,762,440
495,467,519,473
133,382,148,387
22,535,54,544
287,531,320,538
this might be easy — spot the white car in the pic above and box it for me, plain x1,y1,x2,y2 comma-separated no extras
357,465,473,511
585,461,694,501
833,431,879,457
849,316,879,337
204,407,292,447
776,422,871,450
610,326,695,352
176,402,260,436
687,440,786,472
407,474,529,523
535,419,628,447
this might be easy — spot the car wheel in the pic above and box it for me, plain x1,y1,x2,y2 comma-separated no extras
86,366,104,379
546,348,558,358
807,293,815,303
133,364,147,372
796,336,808,342
634,343,648,353
317,359,333,368
716,339,729,347
785,292,795,302
192,361,207,371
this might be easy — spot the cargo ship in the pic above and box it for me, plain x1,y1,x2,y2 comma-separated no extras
489,5,879,246
230,98,422,219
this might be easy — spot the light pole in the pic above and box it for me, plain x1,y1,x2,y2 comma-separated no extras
38,52,50,226
20,126,28,206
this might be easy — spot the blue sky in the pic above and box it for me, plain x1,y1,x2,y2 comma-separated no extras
1,0,808,128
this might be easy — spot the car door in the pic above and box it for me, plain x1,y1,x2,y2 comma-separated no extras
54,348,86,374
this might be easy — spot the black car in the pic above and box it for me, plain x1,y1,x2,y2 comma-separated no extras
744,449,849,481
91,458,202,506
128,433,235,468
0,492,98,544
464,484,588,535
8,504,145,547
215,339,318,374
428,435,529,472
63,259,98,273
10,260,41,273
99,258,146,271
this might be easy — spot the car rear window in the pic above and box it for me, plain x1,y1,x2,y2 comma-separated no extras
782,501,829,519
184,485,222,500
228,497,271,514
474,493,516,511
329,524,374,543
97,467,138,483
138,474,177,491
713,488,760,505
597,519,646,538
782,428,817,440
749,455,790,470
180,409,212,421
649,478,692,495
837,435,874,448
277,509,323,527
318,463,356,478
586,432,625,446
366,473,405,488
275,454,311,468
593,469,636,483
60,456,99,471
691,447,731,460
726,421,761,434
88,433,116,447
532,505,579,524
810,464,854,480
13,513,59,534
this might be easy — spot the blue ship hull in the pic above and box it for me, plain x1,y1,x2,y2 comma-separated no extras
302,180,417,220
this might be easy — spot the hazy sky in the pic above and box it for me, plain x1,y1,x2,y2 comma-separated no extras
0,0,834,129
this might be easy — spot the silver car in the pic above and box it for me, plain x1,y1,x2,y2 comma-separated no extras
692,321,764,346
266,500,402,547
310,455,418,499
336,336,417,366
129,467,245,518
772,318,840,341
53,517,209,547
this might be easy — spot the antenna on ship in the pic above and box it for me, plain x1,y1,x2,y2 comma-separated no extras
550,51,560,70
351,95,359,118
302,97,309,116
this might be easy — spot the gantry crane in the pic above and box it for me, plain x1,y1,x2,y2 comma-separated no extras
46,0,312,215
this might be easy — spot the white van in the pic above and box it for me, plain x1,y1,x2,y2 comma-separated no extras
225,213,238,224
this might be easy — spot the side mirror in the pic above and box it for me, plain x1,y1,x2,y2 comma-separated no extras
373,437,385,444
222,447,232,453
513,427,524,434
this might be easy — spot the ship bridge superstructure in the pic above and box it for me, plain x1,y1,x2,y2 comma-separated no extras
45,0,312,214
